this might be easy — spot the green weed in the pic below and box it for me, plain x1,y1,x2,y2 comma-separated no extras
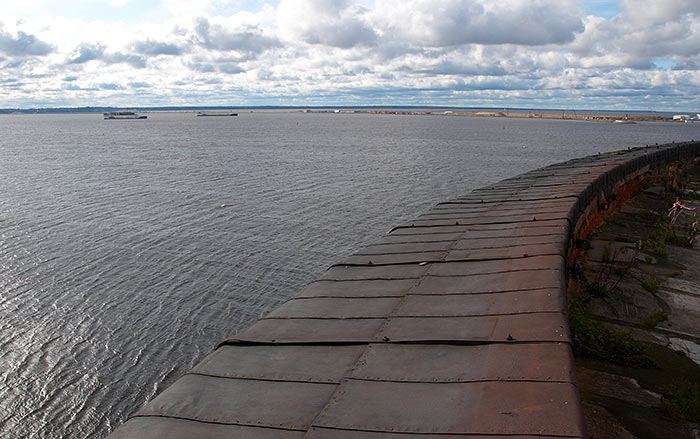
644,312,668,328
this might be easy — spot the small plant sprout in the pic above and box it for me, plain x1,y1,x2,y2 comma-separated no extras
668,199,699,245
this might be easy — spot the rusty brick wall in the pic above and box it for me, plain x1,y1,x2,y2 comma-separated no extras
109,141,700,439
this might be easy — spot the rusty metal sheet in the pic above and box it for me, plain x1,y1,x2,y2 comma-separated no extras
439,197,576,209
109,417,305,439
452,235,563,250
388,225,473,235
349,343,575,383
455,218,569,231
428,255,564,277
401,212,568,228
420,205,574,218
377,313,570,343
191,345,365,383
136,374,336,430
355,241,454,255
266,297,401,319
457,227,568,240
445,243,563,261
393,289,565,317
467,188,585,199
339,252,445,266
306,427,563,439
448,194,577,204
229,318,384,343
296,279,417,298
373,232,464,245
444,243,566,262
313,380,584,436
412,271,564,295
320,264,429,281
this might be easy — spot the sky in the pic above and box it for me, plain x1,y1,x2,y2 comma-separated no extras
0,0,699,111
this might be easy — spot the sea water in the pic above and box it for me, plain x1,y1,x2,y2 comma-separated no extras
1,112,698,438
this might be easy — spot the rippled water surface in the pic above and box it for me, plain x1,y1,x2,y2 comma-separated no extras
2,112,699,438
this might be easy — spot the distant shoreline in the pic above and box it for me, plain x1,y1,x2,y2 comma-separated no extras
299,108,674,123
2,106,697,123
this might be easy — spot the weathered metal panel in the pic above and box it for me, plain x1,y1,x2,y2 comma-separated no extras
296,279,418,298
372,232,464,245
109,417,305,439
455,218,569,230
305,427,562,439
229,318,384,343
377,313,570,343
412,270,564,295
445,243,563,260
339,251,445,265
313,380,584,436
455,227,568,240
419,205,574,219
349,343,575,383
355,241,454,255
266,297,402,319
191,345,365,383
452,235,565,250
403,212,569,227
393,289,564,317
427,255,564,277
320,264,429,281
448,194,577,203
136,375,336,430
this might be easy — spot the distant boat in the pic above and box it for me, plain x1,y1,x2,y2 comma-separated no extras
613,119,636,124
103,111,147,120
196,112,238,117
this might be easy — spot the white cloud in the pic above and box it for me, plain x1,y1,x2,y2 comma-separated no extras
1,0,700,110
371,0,583,47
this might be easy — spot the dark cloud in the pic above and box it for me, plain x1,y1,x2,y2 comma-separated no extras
99,83,123,90
68,43,105,64
193,18,281,57
107,52,146,68
0,28,53,56
63,83,98,91
218,63,244,74
415,60,508,77
63,75,78,82
131,39,183,56
68,43,146,68
186,60,216,72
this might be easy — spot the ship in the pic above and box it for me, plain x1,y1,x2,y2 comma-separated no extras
103,111,147,120
196,112,238,117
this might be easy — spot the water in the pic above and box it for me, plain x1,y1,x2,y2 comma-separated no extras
1,112,699,438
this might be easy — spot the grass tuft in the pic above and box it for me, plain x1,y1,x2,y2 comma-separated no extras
570,311,655,368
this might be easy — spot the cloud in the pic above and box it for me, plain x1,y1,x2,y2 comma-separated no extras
277,0,378,48
193,17,281,57
2,0,700,110
67,42,146,68
372,0,584,47
68,43,105,64
99,82,123,90
0,27,53,56
131,39,183,56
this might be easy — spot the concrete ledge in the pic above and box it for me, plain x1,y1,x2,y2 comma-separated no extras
108,141,700,439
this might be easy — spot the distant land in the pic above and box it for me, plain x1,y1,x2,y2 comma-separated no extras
1,106,696,123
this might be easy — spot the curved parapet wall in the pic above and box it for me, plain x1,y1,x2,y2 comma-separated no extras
109,141,700,439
